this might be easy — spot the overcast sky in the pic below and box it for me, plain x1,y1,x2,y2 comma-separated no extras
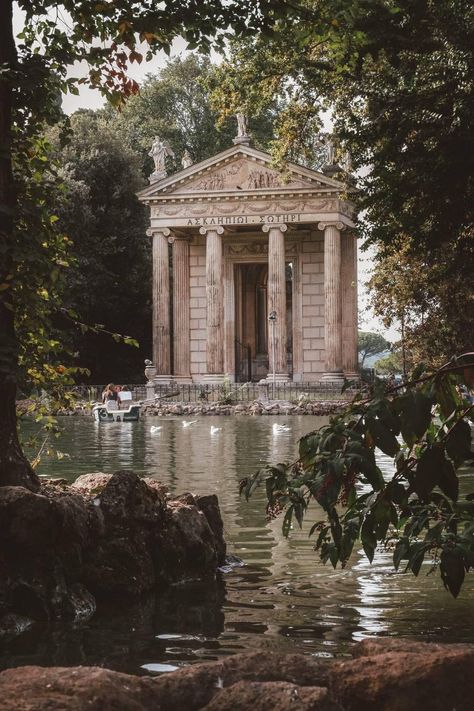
13,3,398,344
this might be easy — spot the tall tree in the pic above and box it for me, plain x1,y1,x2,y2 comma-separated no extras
0,0,299,489
49,111,151,383
358,331,390,368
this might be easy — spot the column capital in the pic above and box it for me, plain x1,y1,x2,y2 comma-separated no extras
168,232,192,245
146,227,171,238
317,221,346,232
262,223,287,234
199,225,224,236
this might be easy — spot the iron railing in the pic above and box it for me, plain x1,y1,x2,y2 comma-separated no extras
58,381,359,404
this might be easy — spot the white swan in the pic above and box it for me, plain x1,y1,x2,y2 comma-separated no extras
273,422,290,433
150,425,162,433
182,420,197,428
210,426,221,435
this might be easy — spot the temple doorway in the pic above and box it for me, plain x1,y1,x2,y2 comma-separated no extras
234,262,293,382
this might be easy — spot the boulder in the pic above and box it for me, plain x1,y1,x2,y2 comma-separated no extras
154,500,219,584
70,472,111,495
97,470,165,527
0,665,162,711
196,494,226,565
203,681,340,711
332,638,474,711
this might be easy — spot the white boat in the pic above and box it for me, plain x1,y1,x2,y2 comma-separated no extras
92,393,140,423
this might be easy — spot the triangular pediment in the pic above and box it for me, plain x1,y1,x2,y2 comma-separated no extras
137,144,344,202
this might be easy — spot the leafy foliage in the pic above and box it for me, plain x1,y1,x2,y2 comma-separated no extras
241,354,474,597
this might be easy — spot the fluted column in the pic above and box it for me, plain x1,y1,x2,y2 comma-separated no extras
319,221,345,383
171,234,191,381
263,223,289,380
341,232,359,377
201,226,225,377
147,228,171,377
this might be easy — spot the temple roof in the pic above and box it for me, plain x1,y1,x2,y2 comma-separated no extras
137,143,346,203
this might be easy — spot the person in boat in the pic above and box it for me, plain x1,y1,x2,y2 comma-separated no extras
102,383,121,410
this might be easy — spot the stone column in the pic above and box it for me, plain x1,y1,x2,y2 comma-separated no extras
263,223,289,381
224,259,236,381
200,226,225,379
319,221,345,384
147,227,171,380
342,232,359,378
171,234,191,382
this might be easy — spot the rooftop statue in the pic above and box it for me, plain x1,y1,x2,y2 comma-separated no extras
148,136,175,182
233,111,250,145
182,149,193,169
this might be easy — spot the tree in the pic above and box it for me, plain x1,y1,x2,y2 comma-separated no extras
0,0,298,489
106,54,277,178
358,331,390,368
368,235,474,368
242,354,474,596
374,351,403,376
208,1,474,366
49,110,151,383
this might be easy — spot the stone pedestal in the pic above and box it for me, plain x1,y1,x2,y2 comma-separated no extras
201,226,225,377
263,224,289,382
319,221,345,385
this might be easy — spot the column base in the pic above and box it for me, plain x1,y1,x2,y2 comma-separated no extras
198,374,226,384
173,375,193,385
265,373,290,383
320,370,345,386
344,371,360,382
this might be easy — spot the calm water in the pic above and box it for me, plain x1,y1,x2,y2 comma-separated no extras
5,415,474,674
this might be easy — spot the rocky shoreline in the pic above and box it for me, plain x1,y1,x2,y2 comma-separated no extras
17,398,350,417
1,638,473,710
144,399,349,417
0,471,226,635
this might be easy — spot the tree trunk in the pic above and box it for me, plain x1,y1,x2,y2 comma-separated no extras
0,0,40,491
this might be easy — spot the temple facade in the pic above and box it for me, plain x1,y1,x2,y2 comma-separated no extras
137,140,357,384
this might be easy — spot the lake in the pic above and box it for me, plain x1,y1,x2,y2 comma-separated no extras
5,414,474,675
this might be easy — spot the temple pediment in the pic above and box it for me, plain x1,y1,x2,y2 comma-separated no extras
137,144,345,202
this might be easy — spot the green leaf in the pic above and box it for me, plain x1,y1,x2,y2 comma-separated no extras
366,416,400,457
393,538,409,570
438,459,459,501
395,391,433,447
413,446,444,500
446,419,473,467
361,516,377,563
440,548,465,598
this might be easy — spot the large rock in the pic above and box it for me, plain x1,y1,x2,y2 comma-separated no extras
331,638,474,711
0,471,227,630
0,665,162,711
0,652,332,711
203,681,340,711
150,651,332,710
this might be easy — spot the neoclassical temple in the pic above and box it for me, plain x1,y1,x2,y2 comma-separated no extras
138,134,357,384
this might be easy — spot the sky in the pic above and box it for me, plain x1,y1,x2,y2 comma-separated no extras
13,3,399,344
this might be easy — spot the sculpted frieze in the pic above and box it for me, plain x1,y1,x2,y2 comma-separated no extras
152,197,341,219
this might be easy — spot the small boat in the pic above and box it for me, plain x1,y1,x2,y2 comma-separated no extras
92,402,141,423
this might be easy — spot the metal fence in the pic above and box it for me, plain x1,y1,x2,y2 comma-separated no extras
61,381,359,404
